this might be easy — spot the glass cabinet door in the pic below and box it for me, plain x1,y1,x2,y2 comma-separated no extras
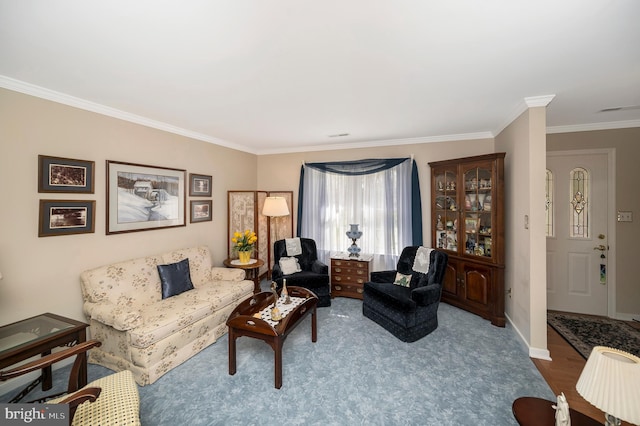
463,164,493,259
434,168,458,252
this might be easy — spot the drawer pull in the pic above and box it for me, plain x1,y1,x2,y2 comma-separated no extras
334,261,343,266
357,270,364,275
335,268,342,273
334,276,342,282
357,288,363,293
335,285,342,291
356,279,364,284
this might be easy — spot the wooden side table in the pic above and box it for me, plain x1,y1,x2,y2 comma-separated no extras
223,258,265,294
512,397,601,426
0,313,89,402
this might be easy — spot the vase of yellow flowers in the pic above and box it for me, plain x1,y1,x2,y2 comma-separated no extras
232,229,257,264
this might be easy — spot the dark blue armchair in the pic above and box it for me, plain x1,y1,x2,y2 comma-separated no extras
272,238,331,307
362,247,448,342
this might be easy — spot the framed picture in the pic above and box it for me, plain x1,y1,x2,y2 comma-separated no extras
190,200,212,223
189,173,212,197
39,200,95,237
106,160,186,234
38,155,95,193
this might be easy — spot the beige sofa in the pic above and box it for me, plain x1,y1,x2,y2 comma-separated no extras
80,246,254,385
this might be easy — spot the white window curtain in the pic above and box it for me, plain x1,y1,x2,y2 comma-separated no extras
299,158,416,271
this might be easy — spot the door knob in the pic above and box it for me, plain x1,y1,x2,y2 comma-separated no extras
593,245,606,251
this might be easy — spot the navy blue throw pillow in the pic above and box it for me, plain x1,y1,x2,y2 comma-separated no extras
157,258,194,299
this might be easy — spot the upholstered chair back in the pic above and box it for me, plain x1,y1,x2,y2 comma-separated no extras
395,246,448,289
273,238,319,271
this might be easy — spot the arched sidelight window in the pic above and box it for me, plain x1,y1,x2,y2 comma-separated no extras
569,167,589,238
545,169,553,237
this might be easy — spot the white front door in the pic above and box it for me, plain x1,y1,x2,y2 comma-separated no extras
546,150,611,316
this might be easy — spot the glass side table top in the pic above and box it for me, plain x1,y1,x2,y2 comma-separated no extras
0,314,76,354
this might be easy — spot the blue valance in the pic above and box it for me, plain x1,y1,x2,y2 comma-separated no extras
304,158,409,176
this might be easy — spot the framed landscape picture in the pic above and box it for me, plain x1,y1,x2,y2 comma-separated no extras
190,200,212,223
39,200,95,237
38,155,95,193
189,173,212,197
106,160,186,234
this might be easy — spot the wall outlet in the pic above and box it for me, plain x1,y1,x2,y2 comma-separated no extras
617,211,633,222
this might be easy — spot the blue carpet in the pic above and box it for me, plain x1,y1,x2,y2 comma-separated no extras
1,296,553,425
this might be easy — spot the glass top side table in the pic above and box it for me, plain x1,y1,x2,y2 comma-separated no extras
0,313,88,402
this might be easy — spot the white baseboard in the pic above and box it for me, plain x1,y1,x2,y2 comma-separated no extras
613,312,640,322
505,312,552,361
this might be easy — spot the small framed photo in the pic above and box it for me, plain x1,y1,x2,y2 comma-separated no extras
189,173,212,197
38,155,95,193
190,200,212,223
39,200,96,237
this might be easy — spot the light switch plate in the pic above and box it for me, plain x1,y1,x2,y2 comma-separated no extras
617,211,633,222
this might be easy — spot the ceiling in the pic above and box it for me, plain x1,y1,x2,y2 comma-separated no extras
1,1,639,154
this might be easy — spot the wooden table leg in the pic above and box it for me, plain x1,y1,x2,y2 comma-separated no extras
78,329,88,387
274,338,283,389
228,329,237,376
311,307,317,342
42,350,53,390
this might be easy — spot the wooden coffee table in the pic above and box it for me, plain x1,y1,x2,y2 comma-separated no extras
226,286,318,389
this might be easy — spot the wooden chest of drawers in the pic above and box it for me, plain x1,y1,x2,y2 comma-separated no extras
330,256,371,300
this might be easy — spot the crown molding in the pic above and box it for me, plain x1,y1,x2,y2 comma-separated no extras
255,131,495,155
493,94,556,137
524,95,556,108
3,77,636,154
0,75,258,153
547,119,640,134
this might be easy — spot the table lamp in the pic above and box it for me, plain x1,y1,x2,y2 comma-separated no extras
576,346,640,426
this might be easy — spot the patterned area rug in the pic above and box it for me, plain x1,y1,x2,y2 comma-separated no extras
548,311,640,359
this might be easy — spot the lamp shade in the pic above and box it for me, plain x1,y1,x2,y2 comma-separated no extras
262,197,290,217
576,346,640,424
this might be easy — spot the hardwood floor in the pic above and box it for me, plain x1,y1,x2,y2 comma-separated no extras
532,318,640,426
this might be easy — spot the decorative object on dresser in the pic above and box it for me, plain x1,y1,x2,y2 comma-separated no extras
346,224,363,257
330,252,372,299
429,153,506,327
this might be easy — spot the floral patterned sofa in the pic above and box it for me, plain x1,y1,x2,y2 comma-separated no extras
80,246,254,385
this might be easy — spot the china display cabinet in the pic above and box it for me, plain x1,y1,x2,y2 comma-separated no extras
429,153,505,327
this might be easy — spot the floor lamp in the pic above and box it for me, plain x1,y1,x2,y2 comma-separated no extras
262,196,290,277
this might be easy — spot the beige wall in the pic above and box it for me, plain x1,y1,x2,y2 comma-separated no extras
495,106,548,358
547,127,640,317
0,88,257,325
